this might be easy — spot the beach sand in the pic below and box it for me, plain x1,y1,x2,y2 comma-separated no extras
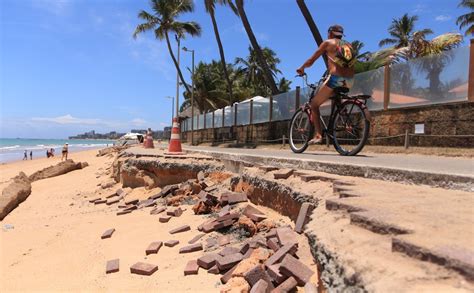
0,149,314,291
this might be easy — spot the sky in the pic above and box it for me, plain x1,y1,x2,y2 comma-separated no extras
0,0,468,139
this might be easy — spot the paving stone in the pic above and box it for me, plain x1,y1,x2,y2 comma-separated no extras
243,205,264,217
138,199,156,208
208,264,220,274
244,264,274,287
273,169,294,180
149,191,163,200
106,259,119,274
150,206,166,215
89,197,101,203
159,216,171,223
248,213,267,222
124,205,138,212
220,265,238,284
169,225,191,234
167,207,183,217
216,253,244,271
146,241,163,255
125,198,139,205
130,262,158,276
161,184,179,196
106,197,121,205
267,238,280,252
220,192,248,205
184,260,199,276
243,248,254,259
197,253,219,269
267,264,286,284
188,233,205,244
216,212,240,222
239,243,250,255
259,165,279,172
118,204,128,208
295,202,314,234
272,276,297,292
164,240,179,247
250,279,269,293
264,243,298,268
205,237,218,249
116,210,131,216
105,192,118,199
276,227,299,247
179,243,203,254
218,205,231,217
94,199,107,204
304,282,318,293
219,246,240,256
218,235,231,246
116,188,126,197
279,254,314,286
265,229,277,239
101,228,115,239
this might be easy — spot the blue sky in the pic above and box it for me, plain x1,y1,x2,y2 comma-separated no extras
0,0,467,138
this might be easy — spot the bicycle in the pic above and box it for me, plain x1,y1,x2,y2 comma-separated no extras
289,72,371,156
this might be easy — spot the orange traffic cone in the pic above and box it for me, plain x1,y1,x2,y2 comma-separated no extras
166,117,185,155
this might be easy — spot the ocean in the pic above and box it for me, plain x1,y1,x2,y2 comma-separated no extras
0,138,115,163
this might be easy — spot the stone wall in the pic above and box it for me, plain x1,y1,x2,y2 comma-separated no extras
182,102,474,148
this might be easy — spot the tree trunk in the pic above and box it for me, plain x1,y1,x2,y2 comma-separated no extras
295,0,328,68
428,67,442,97
210,10,234,105
236,0,280,95
164,32,191,95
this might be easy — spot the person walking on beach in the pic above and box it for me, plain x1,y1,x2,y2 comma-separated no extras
61,143,69,161
30,151,33,160
23,150,28,160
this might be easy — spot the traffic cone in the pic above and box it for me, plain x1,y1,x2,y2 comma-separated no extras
166,117,185,155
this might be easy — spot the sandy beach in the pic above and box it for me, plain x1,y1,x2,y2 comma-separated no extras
0,148,315,292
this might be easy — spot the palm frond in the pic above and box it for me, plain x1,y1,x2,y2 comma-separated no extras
354,46,408,73
379,38,398,47
133,22,157,38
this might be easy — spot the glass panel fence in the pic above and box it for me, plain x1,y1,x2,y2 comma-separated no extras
236,100,251,125
272,90,296,121
192,115,198,131
214,109,223,128
389,46,469,108
252,96,270,124
352,66,385,111
205,112,213,129
223,106,234,127
198,114,205,130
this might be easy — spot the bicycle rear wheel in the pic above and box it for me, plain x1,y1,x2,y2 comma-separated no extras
331,101,370,156
289,108,313,153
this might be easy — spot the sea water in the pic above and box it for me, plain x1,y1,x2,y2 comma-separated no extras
0,138,115,163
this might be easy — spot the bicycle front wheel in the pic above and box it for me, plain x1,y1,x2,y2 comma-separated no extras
331,101,370,156
289,108,313,153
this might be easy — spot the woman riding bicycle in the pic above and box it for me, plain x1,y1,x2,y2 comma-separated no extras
296,24,356,145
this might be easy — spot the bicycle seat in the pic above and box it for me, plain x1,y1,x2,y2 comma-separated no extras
334,87,349,95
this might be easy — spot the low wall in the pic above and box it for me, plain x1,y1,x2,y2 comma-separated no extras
182,102,474,148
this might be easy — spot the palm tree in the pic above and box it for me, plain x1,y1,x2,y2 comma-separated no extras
235,46,282,97
205,0,239,106
295,0,328,67
379,13,433,48
351,40,371,61
133,0,201,95
278,77,292,93
457,0,474,36
235,0,280,95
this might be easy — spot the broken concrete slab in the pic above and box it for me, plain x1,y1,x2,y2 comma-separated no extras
130,262,158,276
146,241,163,255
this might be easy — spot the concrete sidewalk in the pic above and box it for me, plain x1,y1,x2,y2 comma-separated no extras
128,144,473,191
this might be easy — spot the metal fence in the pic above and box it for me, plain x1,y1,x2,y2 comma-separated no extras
182,46,470,132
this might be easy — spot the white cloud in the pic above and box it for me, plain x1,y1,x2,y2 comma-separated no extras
32,114,101,125
131,118,147,126
435,15,451,22
32,0,72,16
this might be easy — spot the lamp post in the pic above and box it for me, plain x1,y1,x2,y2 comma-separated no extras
165,95,174,121
182,46,195,145
175,34,180,119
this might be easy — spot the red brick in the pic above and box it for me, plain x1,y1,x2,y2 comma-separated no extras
220,192,247,205
106,197,120,205
124,205,138,212
202,220,220,233
146,241,163,255
267,264,285,284
295,203,313,234
188,233,205,244
208,264,220,274
105,192,118,199
169,225,191,234
179,243,203,254
218,235,230,246
272,276,297,292
164,240,179,247
197,253,219,269
219,246,240,256
125,198,139,205
161,184,179,196
216,212,240,222
221,219,235,228
216,253,244,271
259,165,279,172
279,254,314,286
299,174,321,182
304,282,318,293
118,204,128,208
116,188,126,197
150,206,166,215
273,169,293,180
159,216,171,223
89,197,101,203
116,210,131,216
130,262,158,276
267,238,280,252
101,228,115,239
244,264,274,287
250,279,269,293
220,265,238,284
265,229,277,239
243,248,254,259
94,199,107,204
138,199,156,208
248,213,267,222
218,205,231,217
167,207,183,217
184,260,199,276
239,243,250,255
106,259,119,274
276,227,298,247
264,243,298,268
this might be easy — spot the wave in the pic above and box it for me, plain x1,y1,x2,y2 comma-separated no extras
0,145,20,150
